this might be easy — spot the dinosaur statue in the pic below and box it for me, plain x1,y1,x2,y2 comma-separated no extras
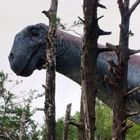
9,23,140,124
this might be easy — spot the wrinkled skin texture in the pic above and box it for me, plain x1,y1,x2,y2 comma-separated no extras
9,23,140,124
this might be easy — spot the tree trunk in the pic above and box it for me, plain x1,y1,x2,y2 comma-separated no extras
112,1,130,139
42,0,58,140
111,0,140,139
78,94,85,140
81,0,99,139
63,103,72,140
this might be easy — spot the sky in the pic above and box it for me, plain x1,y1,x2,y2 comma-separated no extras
0,0,140,124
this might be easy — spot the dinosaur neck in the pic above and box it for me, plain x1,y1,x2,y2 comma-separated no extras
49,29,140,124
56,31,81,84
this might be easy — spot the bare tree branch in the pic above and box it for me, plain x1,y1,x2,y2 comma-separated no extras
106,43,118,52
98,28,111,36
65,29,82,37
129,0,140,15
36,108,45,111
129,49,140,55
121,122,133,133
97,3,107,9
68,121,81,128
126,112,139,117
98,48,113,54
124,86,140,97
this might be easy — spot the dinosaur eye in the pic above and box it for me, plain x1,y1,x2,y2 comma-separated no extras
30,28,39,37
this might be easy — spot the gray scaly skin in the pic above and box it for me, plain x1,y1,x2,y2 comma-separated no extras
9,23,140,124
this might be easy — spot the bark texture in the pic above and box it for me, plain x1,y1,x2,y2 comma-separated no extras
78,94,86,140
63,103,72,140
81,0,99,139
111,0,140,139
43,0,58,140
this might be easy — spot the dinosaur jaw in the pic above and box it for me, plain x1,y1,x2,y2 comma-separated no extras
17,57,46,77
14,58,37,77
9,50,44,77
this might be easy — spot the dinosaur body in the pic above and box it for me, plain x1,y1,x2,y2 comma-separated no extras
9,23,140,124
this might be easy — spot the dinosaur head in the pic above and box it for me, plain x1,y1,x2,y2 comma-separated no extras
9,23,48,76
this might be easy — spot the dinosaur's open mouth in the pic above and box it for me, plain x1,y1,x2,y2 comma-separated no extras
36,58,46,70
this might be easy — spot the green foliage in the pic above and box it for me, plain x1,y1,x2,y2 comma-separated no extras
40,117,77,140
1,71,140,139
40,102,112,140
56,118,64,140
95,101,140,140
54,114,78,140
126,122,140,140
0,71,40,140
66,103,112,140
40,100,140,140
95,101,112,140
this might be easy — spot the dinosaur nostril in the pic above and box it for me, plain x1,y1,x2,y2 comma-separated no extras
9,52,14,60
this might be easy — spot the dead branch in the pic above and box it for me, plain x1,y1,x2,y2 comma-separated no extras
126,112,138,117
106,43,118,52
68,121,81,128
98,27,111,36
97,15,104,21
36,108,45,111
125,86,140,97
104,75,118,87
128,30,134,37
129,0,140,16
97,3,107,9
121,122,133,133
129,49,140,55
64,29,82,37
42,84,47,91
107,60,118,69
78,16,85,24
97,47,114,54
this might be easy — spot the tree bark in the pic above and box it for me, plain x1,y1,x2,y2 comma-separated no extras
78,94,85,140
63,103,72,140
111,0,140,139
42,0,58,140
111,3,130,139
81,0,99,139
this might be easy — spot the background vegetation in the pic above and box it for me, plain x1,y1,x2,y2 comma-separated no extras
1,71,140,139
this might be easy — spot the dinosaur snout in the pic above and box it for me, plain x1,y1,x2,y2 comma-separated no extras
8,51,24,76
8,52,14,61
